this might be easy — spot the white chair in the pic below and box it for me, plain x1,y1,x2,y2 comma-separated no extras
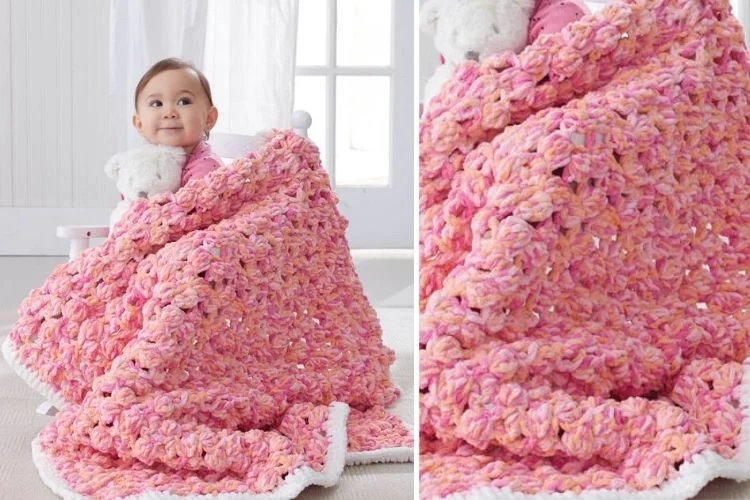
56,110,312,261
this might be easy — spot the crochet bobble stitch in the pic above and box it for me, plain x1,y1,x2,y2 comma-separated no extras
7,131,411,498
420,0,750,497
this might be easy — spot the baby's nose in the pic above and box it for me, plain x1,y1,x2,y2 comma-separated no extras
162,107,177,118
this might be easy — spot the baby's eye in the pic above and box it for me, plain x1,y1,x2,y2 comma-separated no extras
177,97,192,106
148,99,162,107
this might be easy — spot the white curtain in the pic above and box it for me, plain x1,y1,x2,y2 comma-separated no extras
109,0,209,151
109,0,298,150
203,0,298,135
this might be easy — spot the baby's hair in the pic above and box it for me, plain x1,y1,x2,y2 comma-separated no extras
134,57,214,110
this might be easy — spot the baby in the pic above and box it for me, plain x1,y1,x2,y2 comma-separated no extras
132,57,223,186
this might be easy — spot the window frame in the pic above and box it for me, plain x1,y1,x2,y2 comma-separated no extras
295,0,394,185
294,0,414,249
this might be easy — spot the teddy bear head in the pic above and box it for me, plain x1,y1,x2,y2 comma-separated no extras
420,0,537,65
104,144,186,201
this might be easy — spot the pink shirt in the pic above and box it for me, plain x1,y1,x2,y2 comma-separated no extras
181,140,224,186
528,0,590,44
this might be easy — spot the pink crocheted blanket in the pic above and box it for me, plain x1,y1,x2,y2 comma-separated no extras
420,0,750,498
2,131,412,498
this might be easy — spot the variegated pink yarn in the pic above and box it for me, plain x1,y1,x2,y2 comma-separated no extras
420,0,750,497
3,131,411,498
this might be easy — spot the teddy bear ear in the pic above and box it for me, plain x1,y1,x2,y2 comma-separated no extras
419,0,441,35
104,153,121,180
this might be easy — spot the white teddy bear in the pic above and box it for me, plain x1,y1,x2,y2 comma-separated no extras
420,0,536,107
104,144,186,230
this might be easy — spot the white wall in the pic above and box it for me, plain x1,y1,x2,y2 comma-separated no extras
0,0,118,255
0,0,416,255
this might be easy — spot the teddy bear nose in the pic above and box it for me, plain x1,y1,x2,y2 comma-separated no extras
137,191,148,199
465,51,479,61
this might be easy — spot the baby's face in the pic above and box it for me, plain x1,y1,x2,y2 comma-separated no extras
133,68,217,151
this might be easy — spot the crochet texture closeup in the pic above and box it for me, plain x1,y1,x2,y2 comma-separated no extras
2,131,412,499
419,0,750,498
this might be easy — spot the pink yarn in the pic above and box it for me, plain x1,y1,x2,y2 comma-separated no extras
420,0,750,497
4,131,411,498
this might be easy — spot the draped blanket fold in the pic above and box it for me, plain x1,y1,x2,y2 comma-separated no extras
419,0,750,497
3,131,412,499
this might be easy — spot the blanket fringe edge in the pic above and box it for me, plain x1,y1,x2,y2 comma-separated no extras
439,360,750,500
30,402,351,499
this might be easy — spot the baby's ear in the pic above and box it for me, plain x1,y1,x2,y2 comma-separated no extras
420,0,441,35
104,153,121,180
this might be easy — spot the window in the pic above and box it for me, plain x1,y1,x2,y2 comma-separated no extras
203,0,413,248
294,0,414,248
295,0,391,186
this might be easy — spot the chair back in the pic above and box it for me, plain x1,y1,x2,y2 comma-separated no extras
209,111,312,161
209,133,265,161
